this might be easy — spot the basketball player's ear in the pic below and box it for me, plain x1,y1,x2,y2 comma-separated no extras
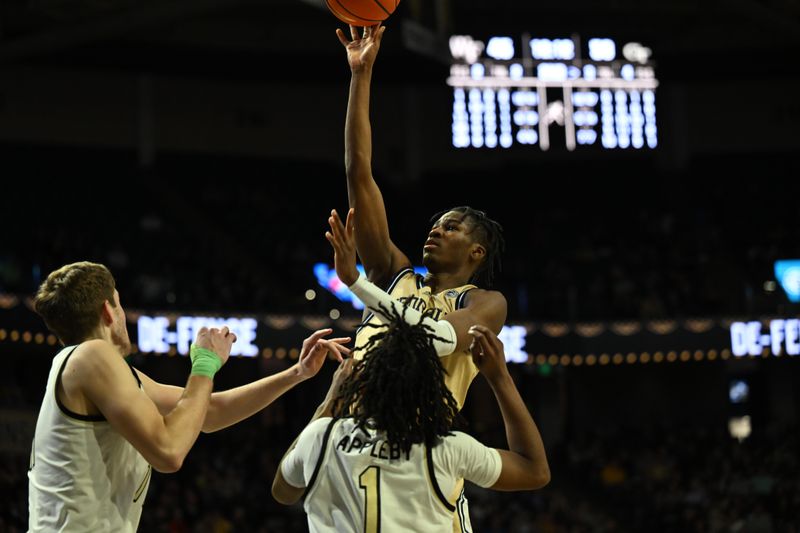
470,242,486,262
100,300,115,326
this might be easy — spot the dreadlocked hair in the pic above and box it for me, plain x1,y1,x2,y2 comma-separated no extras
431,206,505,286
332,303,462,456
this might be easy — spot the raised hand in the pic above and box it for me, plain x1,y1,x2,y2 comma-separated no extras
468,324,510,384
324,356,355,406
336,23,386,72
326,208,360,286
296,328,352,380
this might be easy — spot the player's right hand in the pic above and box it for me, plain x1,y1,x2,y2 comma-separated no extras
296,329,352,380
325,357,355,404
336,23,386,73
326,208,360,286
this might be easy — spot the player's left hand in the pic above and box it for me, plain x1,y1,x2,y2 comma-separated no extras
468,324,509,384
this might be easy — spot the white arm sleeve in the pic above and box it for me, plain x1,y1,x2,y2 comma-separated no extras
281,417,332,488
448,432,502,488
349,274,458,356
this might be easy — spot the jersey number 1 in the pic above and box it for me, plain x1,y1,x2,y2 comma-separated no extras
358,466,381,533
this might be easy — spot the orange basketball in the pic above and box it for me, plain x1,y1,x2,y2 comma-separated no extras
326,0,400,27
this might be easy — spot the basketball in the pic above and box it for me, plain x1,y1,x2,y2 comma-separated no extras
326,0,399,27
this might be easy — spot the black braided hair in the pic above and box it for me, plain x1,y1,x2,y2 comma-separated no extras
332,303,462,455
430,206,505,286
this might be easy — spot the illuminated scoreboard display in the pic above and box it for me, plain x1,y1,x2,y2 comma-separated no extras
448,34,659,151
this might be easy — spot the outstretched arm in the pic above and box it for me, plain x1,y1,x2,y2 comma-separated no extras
337,24,410,286
138,329,350,433
72,327,233,473
470,325,550,491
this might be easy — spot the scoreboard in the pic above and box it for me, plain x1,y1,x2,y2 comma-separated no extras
447,34,659,151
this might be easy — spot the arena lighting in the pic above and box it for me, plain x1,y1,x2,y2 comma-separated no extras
729,379,749,403
448,34,658,151
314,263,370,310
775,259,800,302
137,315,259,356
498,325,527,363
729,319,800,357
135,314,528,364
2,293,764,365
5,316,737,367
728,416,752,442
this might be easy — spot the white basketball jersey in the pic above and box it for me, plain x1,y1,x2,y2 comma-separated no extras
28,345,152,532
281,417,501,533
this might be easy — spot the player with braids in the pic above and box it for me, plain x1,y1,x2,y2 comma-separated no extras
272,208,550,532
331,303,462,455
335,23,510,530
429,206,506,287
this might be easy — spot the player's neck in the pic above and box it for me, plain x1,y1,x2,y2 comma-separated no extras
423,272,471,293
84,326,109,344
83,327,123,356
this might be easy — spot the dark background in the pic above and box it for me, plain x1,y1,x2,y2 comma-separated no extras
1,0,799,531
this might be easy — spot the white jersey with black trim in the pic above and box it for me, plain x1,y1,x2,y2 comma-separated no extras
28,345,152,533
281,417,501,533
354,268,479,410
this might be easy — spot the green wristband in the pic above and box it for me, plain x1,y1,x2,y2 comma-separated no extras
190,343,222,379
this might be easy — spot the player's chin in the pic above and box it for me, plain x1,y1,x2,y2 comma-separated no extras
422,254,444,273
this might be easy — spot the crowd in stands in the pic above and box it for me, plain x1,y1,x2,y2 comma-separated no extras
2,150,798,322
563,423,798,533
